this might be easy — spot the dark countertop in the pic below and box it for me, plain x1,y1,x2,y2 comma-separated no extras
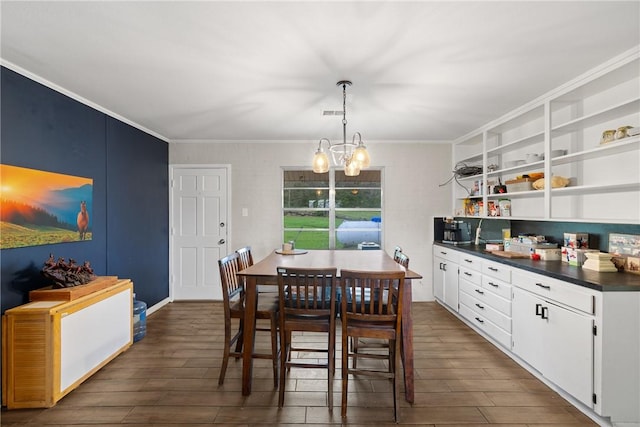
434,241,640,292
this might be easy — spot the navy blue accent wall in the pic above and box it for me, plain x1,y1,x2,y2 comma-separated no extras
105,117,169,305
1,66,168,313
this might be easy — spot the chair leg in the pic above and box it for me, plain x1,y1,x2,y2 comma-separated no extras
392,338,399,422
270,314,279,389
341,328,349,418
218,320,232,385
278,329,288,408
328,319,335,411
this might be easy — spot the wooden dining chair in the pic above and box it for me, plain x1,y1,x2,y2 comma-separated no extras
237,245,278,293
276,267,338,410
351,247,409,366
217,252,279,387
393,246,410,268
340,269,406,422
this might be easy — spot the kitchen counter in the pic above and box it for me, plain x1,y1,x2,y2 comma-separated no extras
434,241,640,292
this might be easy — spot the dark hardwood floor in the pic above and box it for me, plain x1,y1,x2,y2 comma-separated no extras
1,301,598,426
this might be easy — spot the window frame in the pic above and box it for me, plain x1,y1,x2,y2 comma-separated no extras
282,167,384,250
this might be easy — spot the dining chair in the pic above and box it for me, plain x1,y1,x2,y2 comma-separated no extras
237,245,278,293
276,266,338,410
393,246,410,268
340,269,406,421
351,247,409,367
217,252,279,387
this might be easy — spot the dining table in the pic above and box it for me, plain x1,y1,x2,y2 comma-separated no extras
237,249,422,403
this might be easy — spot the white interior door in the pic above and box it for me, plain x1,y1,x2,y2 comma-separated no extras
171,166,229,300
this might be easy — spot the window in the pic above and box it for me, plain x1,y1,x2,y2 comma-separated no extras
283,168,382,250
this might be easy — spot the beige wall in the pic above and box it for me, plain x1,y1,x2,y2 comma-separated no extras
169,141,452,301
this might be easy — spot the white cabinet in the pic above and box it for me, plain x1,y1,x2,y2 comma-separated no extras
512,286,594,406
452,47,640,223
432,245,640,426
432,245,459,311
458,257,512,349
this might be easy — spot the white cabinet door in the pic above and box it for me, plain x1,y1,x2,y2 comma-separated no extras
433,253,459,312
512,287,594,407
443,260,459,311
432,256,445,302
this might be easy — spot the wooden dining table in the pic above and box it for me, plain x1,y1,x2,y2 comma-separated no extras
237,249,422,403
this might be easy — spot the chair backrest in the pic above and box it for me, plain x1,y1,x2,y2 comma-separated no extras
218,253,244,309
340,270,405,323
235,246,254,271
393,246,410,268
277,267,338,318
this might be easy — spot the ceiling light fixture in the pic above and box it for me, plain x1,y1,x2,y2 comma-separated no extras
312,81,370,176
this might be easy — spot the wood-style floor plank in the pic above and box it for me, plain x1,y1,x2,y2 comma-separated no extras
1,301,598,426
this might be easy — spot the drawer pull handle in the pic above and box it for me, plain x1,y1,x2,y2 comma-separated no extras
464,272,472,276
440,251,447,255
488,267,498,272
475,289,484,295
488,282,498,287
475,317,484,324
475,303,485,309
535,283,551,290
464,259,472,263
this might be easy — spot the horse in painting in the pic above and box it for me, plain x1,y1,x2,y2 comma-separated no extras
77,201,89,240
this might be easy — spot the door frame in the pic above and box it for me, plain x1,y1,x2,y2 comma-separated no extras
169,163,232,301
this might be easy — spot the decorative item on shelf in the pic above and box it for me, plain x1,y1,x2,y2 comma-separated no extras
626,257,640,275
532,175,570,190
41,253,97,288
627,126,640,137
582,252,618,272
615,125,633,139
561,247,599,266
600,129,616,144
312,81,370,176
563,233,589,249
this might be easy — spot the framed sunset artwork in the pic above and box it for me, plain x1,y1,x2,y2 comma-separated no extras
0,164,93,249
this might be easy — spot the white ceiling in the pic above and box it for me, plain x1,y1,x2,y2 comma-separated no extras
1,1,639,143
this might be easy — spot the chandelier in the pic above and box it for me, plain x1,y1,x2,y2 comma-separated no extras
312,80,370,176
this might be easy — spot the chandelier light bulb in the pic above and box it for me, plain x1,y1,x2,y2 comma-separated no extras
312,148,330,173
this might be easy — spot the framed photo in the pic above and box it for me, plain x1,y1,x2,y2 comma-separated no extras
0,164,93,249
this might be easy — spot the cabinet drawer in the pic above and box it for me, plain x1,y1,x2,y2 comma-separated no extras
482,275,512,300
461,280,511,318
433,246,459,263
459,253,483,271
482,259,511,283
459,277,483,299
459,303,511,349
459,266,482,285
512,270,595,314
460,291,511,332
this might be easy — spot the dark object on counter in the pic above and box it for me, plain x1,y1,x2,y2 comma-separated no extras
41,253,97,288
442,220,472,245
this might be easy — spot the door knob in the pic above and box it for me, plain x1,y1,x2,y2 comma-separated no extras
220,222,225,227
218,239,225,244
